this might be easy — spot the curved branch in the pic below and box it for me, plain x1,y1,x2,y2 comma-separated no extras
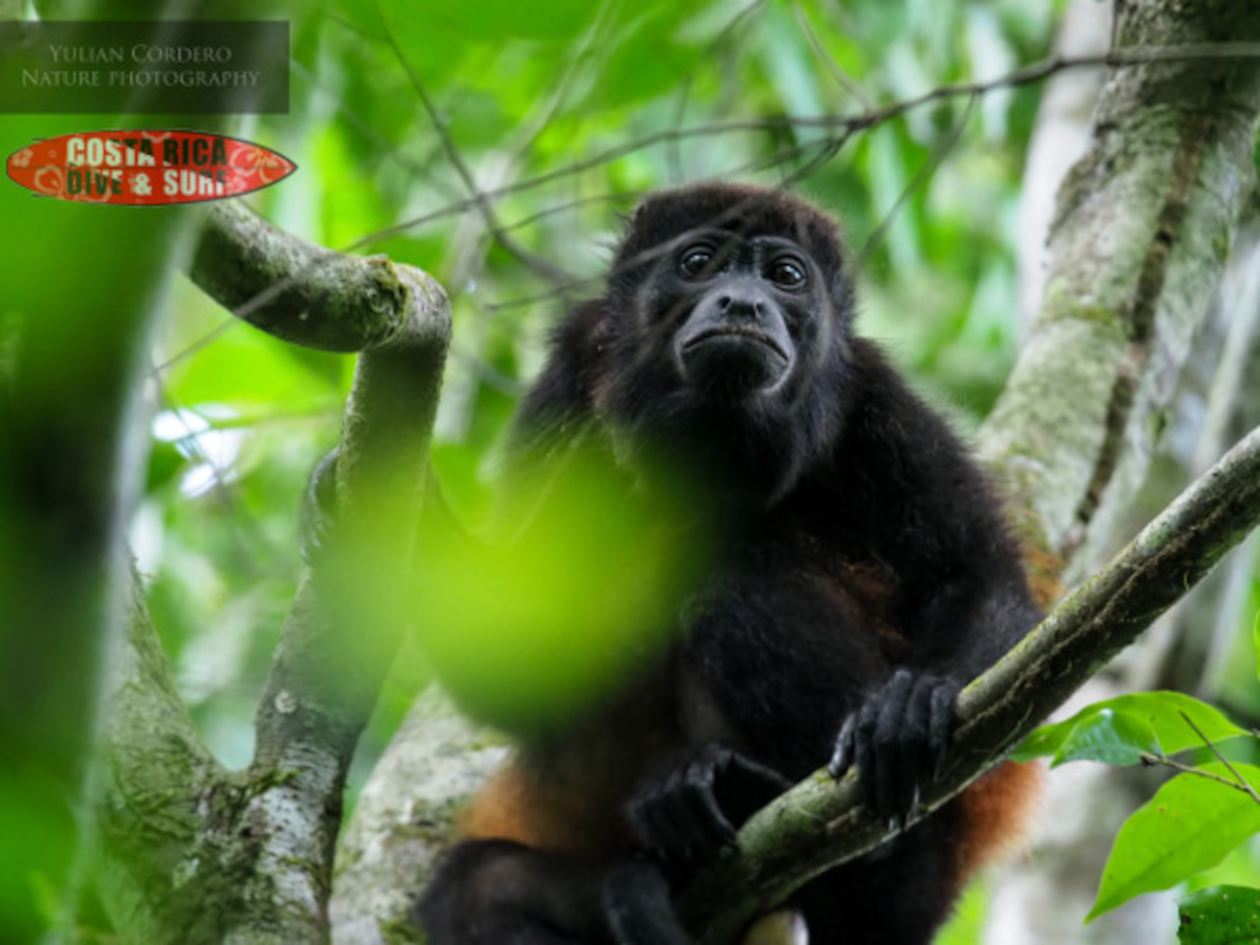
190,199,435,353
95,200,451,943
206,201,450,941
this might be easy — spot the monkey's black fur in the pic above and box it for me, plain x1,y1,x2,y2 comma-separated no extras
413,183,1041,944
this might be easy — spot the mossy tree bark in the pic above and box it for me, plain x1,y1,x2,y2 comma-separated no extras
89,202,450,944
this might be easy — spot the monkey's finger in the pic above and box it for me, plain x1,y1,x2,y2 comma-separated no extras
680,763,737,856
718,752,791,822
852,699,880,809
642,790,697,874
724,752,791,794
929,682,958,779
873,670,916,822
829,713,858,779
906,673,940,770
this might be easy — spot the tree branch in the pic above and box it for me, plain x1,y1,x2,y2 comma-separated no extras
213,202,450,941
190,199,434,353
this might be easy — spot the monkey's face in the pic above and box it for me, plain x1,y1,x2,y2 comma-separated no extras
595,184,855,500
601,225,847,501
662,231,818,399
608,226,840,417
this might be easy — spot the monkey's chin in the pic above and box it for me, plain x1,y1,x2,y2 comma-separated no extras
677,335,791,397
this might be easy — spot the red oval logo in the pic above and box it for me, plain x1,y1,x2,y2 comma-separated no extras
5,130,297,205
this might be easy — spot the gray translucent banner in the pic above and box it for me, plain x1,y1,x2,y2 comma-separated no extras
0,21,289,114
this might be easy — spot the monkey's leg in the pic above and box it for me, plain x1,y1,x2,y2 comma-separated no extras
604,858,694,945
419,839,696,945
418,839,606,943
419,839,679,944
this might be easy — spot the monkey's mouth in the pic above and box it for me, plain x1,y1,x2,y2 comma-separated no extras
681,327,789,363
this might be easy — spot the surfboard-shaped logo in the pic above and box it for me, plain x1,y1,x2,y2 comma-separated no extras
5,129,296,205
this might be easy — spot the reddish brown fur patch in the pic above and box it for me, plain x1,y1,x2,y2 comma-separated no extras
1006,515,1064,611
461,759,630,859
461,765,537,846
954,760,1043,882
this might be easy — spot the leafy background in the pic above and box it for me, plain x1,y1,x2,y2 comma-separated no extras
151,0,1057,759
100,0,1260,940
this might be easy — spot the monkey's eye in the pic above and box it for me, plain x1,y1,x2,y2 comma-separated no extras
767,257,807,290
678,246,716,279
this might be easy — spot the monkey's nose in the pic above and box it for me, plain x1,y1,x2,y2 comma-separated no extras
717,293,765,321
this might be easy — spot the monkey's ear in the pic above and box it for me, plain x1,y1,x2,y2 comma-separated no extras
618,197,649,232
617,202,656,255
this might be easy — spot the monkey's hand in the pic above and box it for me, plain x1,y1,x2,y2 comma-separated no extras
828,668,960,827
298,447,340,567
627,747,791,886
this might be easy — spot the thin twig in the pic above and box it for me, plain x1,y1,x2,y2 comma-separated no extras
375,1,574,285
1178,710,1260,805
1140,752,1260,803
791,2,875,111
854,94,977,273
351,42,1260,251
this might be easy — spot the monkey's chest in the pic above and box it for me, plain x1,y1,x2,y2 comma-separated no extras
680,550,908,776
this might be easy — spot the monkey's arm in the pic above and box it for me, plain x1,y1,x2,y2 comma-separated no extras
825,342,1042,821
626,747,792,887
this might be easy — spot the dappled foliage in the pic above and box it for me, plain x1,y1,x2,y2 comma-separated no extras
146,0,1063,772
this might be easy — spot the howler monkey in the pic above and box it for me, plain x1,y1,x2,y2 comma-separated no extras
408,183,1043,944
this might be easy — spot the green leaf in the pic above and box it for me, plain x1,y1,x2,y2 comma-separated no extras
405,442,716,734
1089,764,1260,921
1013,692,1252,766
1054,707,1159,766
1179,885,1260,944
